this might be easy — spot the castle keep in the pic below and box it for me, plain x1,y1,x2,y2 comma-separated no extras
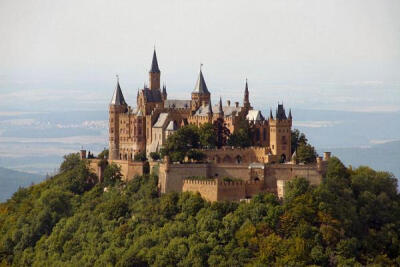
85,49,329,201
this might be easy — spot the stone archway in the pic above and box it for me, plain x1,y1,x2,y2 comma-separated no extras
280,154,286,163
222,155,232,163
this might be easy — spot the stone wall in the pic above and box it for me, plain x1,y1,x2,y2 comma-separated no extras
158,160,326,201
88,159,144,182
158,163,208,194
182,179,218,202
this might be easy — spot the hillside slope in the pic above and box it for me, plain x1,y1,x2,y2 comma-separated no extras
0,155,399,266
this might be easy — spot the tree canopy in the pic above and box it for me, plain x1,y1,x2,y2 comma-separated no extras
1,156,400,266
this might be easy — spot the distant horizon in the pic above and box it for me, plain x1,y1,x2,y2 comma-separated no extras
1,0,399,114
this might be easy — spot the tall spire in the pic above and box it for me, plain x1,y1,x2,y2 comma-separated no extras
207,98,213,115
244,78,250,108
218,97,224,115
150,49,160,73
110,75,126,105
288,109,292,120
269,108,274,119
193,67,210,94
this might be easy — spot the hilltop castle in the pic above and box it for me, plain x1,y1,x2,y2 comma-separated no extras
109,49,292,163
84,49,330,201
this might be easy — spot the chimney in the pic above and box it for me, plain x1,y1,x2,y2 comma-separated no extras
323,152,331,161
235,102,239,107
80,149,87,159
227,100,231,106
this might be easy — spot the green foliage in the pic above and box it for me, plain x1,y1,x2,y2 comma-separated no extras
199,123,216,148
1,155,400,266
60,153,81,173
227,119,252,148
291,129,308,153
296,143,318,163
103,163,122,186
187,149,206,162
149,151,161,161
97,149,109,159
133,151,147,162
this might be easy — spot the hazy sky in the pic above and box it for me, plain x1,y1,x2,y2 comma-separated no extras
0,0,399,112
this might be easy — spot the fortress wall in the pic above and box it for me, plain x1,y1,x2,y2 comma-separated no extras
158,163,208,194
182,179,218,202
87,159,144,182
208,164,250,181
245,180,264,196
265,164,323,194
217,181,246,201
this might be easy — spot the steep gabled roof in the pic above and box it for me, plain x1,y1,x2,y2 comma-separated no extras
193,70,210,94
142,88,162,102
110,79,127,105
150,49,160,73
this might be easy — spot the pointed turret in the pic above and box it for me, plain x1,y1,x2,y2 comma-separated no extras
149,49,161,90
276,104,287,120
150,49,160,73
110,76,127,106
288,109,292,120
193,69,210,94
243,78,250,108
191,65,211,111
207,99,213,115
162,84,167,100
217,97,224,117
269,109,274,119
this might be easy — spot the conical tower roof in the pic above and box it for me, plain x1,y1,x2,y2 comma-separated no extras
193,69,210,94
150,49,160,73
110,77,126,105
207,99,213,115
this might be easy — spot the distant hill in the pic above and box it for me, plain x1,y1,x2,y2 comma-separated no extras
0,167,44,201
319,140,400,180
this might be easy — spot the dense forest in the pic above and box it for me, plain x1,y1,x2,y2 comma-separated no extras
0,154,399,266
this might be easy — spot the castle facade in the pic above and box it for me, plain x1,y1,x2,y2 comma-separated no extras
80,49,330,201
108,50,292,164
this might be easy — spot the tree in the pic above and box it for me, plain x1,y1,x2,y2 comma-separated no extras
291,129,308,153
187,149,206,162
134,152,147,162
149,152,161,161
103,163,122,186
295,143,317,164
98,149,109,159
162,125,201,162
199,123,216,148
60,153,81,173
213,118,230,148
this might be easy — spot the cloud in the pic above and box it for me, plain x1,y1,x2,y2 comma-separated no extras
293,120,343,128
369,138,400,145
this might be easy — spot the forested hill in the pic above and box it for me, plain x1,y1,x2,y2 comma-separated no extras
1,155,400,266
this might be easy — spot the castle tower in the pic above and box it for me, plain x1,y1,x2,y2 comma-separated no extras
216,97,224,119
149,49,161,90
269,104,292,163
162,84,167,101
243,79,251,109
109,76,128,160
206,98,213,122
191,67,211,111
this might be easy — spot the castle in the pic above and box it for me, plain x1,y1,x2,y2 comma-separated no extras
109,49,291,163
84,49,330,201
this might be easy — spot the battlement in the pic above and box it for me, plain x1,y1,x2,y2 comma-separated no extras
183,179,217,185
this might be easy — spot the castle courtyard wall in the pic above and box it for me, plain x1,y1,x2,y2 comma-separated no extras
182,179,218,202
